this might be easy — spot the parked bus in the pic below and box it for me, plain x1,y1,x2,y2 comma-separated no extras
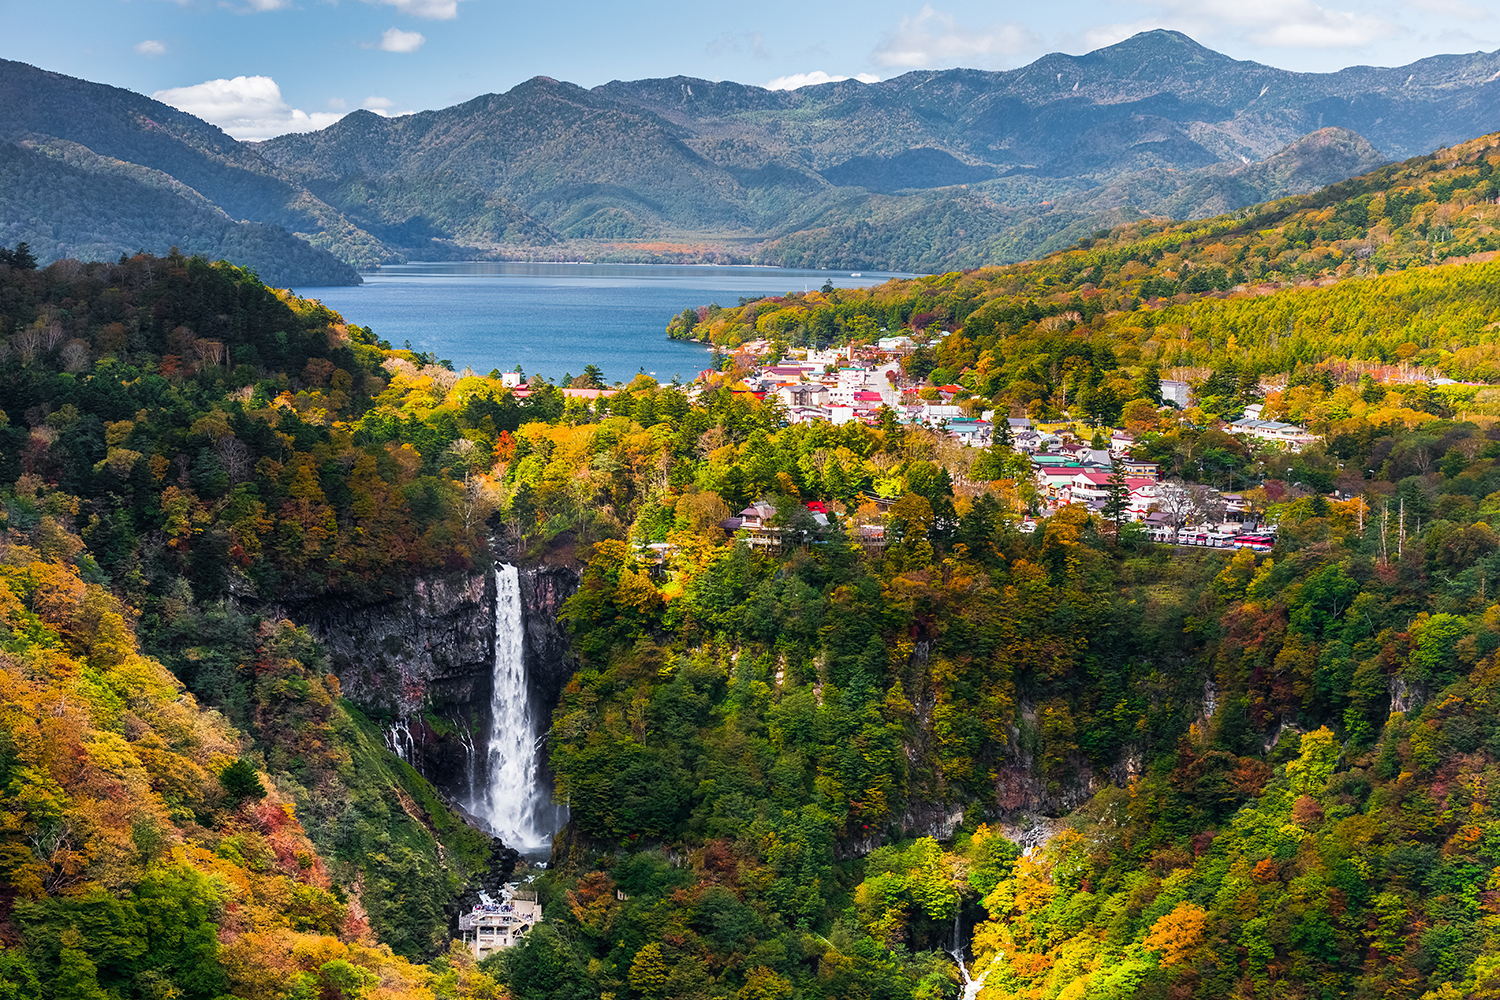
1232,533,1275,552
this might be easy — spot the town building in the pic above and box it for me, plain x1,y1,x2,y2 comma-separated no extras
1226,416,1317,451
1160,379,1191,407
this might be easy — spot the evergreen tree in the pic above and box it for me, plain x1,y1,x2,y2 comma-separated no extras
0,243,33,269
1137,360,1162,404
1102,464,1131,541
1202,360,1240,401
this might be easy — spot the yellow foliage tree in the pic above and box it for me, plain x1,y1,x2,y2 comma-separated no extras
1143,901,1207,966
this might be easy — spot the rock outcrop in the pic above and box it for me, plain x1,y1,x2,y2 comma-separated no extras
284,560,581,810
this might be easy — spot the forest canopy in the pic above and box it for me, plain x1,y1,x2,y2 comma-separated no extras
7,125,1500,999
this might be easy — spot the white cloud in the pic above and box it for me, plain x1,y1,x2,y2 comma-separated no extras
327,97,348,110
134,40,167,57
242,0,292,10
706,31,770,60
363,0,463,20
379,27,425,52
873,5,1040,69
1239,2,1396,47
765,71,879,91
358,96,416,117
153,76,345,141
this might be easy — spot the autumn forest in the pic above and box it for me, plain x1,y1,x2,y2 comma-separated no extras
4,121,1500,1000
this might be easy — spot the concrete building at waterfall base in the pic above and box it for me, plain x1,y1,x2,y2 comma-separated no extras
457,887,542,958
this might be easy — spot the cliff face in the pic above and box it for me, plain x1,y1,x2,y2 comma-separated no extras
291,571,495,718
286,562,580,807
518,563,580,707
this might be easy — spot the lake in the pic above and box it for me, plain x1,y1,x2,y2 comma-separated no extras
300,262,914,384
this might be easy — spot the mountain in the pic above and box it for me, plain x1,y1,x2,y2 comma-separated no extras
255,30,1499,270
0,59,377,283
12,117,1500,1000
5,31,1500,276
597,30,1500,172
0,136,361,287
744,127,1391,272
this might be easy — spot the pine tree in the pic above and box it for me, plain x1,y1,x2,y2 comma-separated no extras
1102,464,1130,541
1137,360,1162,404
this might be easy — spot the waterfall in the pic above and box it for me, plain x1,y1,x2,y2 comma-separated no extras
477,564,561,854
384,717,414,762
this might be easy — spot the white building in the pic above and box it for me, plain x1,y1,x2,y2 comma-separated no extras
1160,379,1191,407
458,888,542,959
1226,417,1317,452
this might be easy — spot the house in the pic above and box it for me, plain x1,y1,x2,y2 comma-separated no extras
1035,466,1085,499
1120,458,1159,480
877,335,914,351
1065,472,1160,515
1056,442,1093,460
1108,431,1134,456
731,502,781,548
913,404,963,425
1226,417,1317,451
763,364,815,379
786,405,832,424
776,384,829,409
560,387,616,400
945,418,992,447
827,404,857,425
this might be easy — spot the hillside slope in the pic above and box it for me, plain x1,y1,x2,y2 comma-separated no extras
0,60,384,280
12,204,1500,999
0,137,360,287
599,30,1498,173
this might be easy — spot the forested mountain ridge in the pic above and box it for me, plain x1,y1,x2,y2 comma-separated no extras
0,251,534,999
0,59,375,282
744,126,1390,271
253,29,1500,270
0,137,361,288
8,31,1499,277
595,29,1491,172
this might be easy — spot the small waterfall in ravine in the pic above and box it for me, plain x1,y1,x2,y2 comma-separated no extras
474,564,564,855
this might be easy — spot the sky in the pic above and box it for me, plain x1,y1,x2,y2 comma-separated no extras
4,0,1499,140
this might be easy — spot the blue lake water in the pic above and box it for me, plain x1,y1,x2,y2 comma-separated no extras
300,262,914,384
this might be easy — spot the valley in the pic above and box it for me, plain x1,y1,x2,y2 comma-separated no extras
7,29,1500,1000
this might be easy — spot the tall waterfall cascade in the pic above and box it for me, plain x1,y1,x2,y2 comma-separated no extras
476,564,564,854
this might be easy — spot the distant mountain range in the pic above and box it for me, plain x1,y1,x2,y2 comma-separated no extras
3,30,1500,282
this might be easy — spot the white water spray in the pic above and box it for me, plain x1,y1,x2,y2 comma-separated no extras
478,564,559,853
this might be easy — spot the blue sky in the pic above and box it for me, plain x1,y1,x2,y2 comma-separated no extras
5,0,1499,140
